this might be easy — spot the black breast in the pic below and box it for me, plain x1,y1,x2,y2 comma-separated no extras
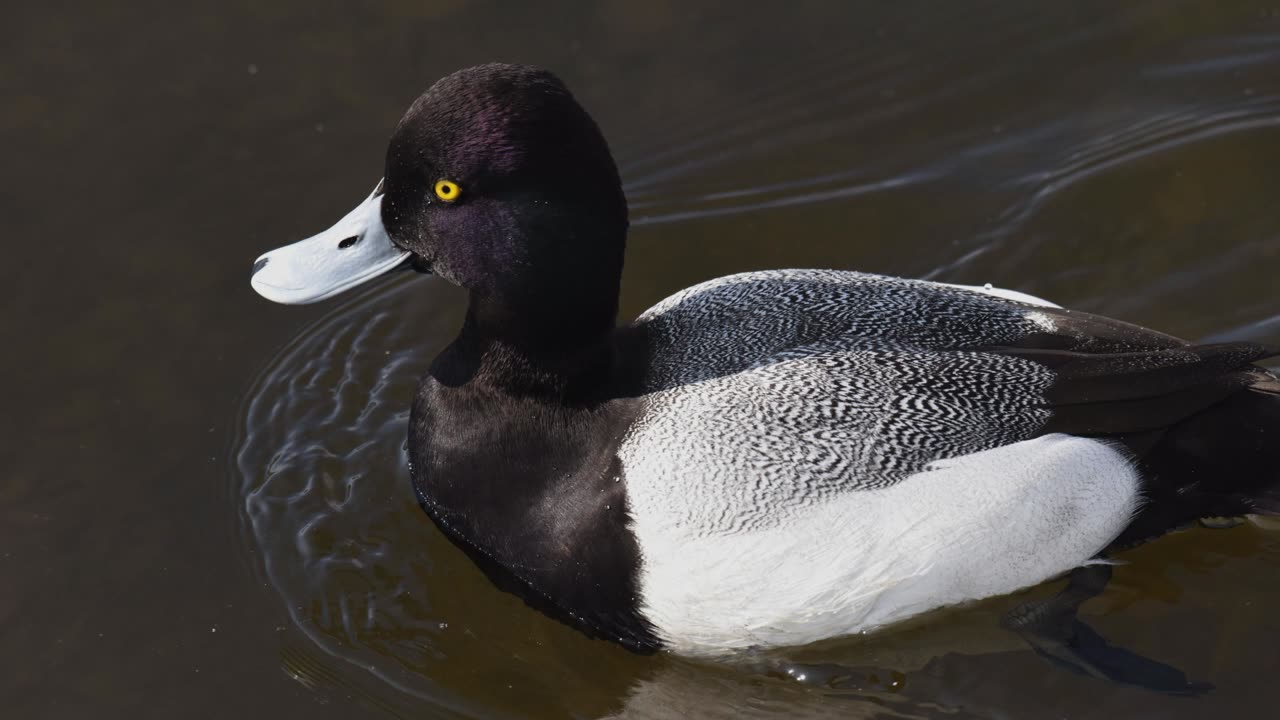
408,359,659,651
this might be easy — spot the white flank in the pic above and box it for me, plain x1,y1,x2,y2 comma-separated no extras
623,434,1140,655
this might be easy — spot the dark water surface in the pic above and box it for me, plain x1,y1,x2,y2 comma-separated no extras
8,1,1280,717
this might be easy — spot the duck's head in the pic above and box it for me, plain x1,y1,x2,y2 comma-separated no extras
250,64,627,311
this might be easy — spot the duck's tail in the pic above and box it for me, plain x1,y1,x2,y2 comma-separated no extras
1113,369,1280,547
1231,374,1280,513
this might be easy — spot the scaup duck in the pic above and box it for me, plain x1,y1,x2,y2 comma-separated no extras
250,64,1280,657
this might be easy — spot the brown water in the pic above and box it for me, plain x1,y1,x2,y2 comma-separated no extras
7,1,1280,717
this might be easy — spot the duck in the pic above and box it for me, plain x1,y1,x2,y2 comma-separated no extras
250,63,1280,658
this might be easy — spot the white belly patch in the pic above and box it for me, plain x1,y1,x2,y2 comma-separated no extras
624,434,1141,655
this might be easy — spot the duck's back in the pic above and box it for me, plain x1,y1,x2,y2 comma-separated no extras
616,270,1275,653
626,270,1075,523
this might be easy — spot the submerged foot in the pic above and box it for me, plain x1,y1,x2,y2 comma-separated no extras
1002,563,1212,696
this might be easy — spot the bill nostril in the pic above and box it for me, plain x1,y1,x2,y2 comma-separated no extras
252,257,269,276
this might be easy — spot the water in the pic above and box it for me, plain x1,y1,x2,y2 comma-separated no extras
7,1,1280,717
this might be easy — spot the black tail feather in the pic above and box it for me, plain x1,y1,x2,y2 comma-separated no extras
1112,374,1280,548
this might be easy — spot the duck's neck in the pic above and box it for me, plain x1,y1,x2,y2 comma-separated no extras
433,285,621,399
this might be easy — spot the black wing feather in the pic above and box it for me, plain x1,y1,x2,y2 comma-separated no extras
977,305,1277,437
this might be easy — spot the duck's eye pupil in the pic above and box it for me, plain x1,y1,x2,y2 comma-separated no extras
338,236,359,250
434,179,461,202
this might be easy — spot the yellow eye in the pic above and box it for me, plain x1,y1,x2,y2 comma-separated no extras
434,179,461,202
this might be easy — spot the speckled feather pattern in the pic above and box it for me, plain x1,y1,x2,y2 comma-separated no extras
621,270,1059,533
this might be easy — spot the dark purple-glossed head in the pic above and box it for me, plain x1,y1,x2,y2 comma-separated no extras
380,64,629,308
247,64,627,314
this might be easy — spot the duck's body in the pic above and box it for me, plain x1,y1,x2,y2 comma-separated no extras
412,267,1279,653
251,64,1280,658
